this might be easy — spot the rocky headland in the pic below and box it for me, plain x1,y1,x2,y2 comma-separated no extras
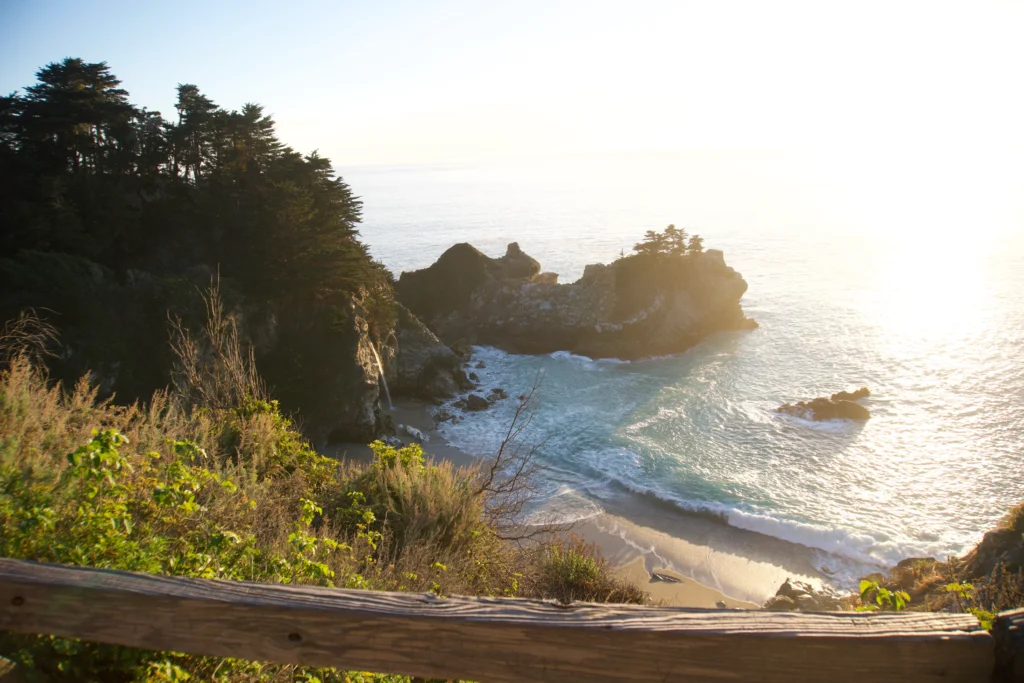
396,242,756,360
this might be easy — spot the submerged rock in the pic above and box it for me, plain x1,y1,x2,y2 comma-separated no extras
397,242,756,360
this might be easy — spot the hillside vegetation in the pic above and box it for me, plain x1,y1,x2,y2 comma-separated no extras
0,302,645,681
0,58,395,440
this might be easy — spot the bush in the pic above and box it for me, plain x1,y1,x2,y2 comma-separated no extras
528,534,648,605
1003,502,1024,534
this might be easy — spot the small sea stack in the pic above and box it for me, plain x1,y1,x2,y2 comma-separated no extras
777,388,872,421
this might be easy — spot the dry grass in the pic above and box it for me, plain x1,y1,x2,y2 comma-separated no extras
1003,502,1024,534
0,291,651,680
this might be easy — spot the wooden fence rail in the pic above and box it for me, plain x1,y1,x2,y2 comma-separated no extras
0,558,1017,682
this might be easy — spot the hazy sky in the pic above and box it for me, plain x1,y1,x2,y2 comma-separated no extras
2,0,1023,180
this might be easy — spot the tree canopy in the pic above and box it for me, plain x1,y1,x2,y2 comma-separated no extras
0,58,392,411
632,224,704,257
0,57,381,300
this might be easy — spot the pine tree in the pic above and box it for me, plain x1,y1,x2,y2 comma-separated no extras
19,58,138,174
633,229,665,256
663,224,689,255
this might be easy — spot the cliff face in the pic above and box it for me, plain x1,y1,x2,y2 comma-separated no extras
258,294,468,445
385,304,473,399
0,252,463,448
397,243,756,359
256,290,386,446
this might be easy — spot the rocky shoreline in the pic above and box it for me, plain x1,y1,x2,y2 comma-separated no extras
396,242,756,360
324,239,758,449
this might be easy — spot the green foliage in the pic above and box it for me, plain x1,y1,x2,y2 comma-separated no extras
0,57,392,418
945,582,997,629
0,369,410,681
331,440,484,557
369,439,425,470
857,579,910,611
631,224,703,257
0,337,648,680
533,535,648,605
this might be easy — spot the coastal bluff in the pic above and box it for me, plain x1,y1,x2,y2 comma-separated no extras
397,242,756,359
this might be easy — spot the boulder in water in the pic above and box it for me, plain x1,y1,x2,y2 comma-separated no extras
778,395,871,421
465,394,489,411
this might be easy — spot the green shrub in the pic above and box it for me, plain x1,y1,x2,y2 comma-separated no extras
856,580,910,611
530,534,648,605
333,440,485,554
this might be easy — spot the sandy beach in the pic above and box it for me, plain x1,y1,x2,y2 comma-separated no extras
328,397,825,608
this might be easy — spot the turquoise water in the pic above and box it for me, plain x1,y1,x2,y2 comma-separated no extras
344,154,1024,585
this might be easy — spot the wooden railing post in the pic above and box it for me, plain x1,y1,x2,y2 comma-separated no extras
0,558,998,682
993,608,1024,682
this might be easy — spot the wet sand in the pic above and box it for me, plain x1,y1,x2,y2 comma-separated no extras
330,397,825,607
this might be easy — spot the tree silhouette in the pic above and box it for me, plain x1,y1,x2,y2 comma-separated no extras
19,59,137,175
0,58,372,300
632,225,703,257
663,224,689,255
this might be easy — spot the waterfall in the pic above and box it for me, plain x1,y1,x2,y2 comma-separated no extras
369,343,393,411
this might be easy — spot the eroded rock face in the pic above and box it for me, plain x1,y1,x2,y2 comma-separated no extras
397,242,756,359
960,529,1024,579
388,303,470,400
261,291,385,446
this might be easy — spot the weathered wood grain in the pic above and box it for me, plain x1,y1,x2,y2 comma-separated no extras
994,608,1024,682
0,558,994,682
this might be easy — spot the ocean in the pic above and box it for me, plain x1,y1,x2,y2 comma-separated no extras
343,153,1024,590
